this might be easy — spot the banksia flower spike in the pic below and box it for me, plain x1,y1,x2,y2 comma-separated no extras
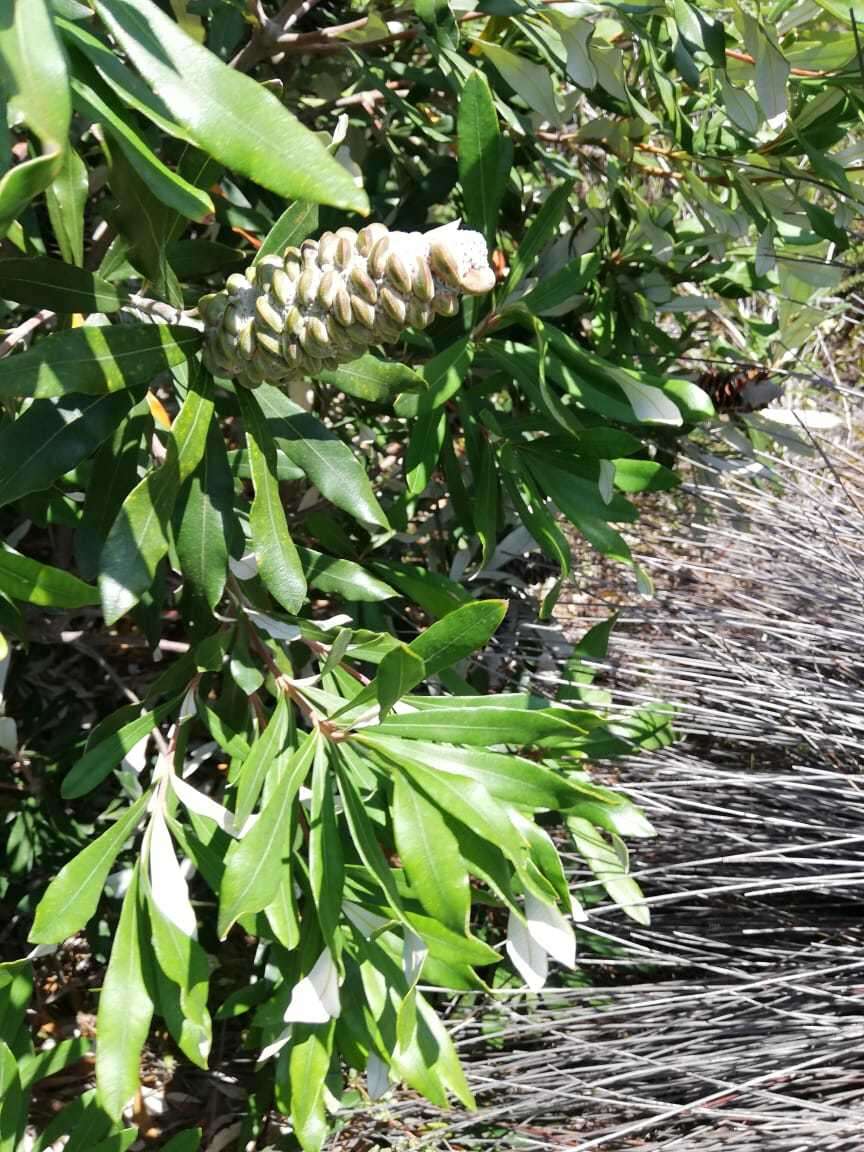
199,220,496,388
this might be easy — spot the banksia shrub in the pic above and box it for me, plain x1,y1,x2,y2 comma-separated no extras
200,221,496,387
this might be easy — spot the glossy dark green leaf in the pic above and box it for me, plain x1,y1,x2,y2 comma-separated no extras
0,547,99,609
236,387,306,615
95,865,154,1119
0,0,70,233
317,353,426,404
336,757,404,916
410,598,506,675
254,200,318,265
62,696,180,799
309,741,343,948
45,146,89,267
372,702,586,746
29,792,149,943
501,179,574,298
232,692,290,831
395,338,475,418
393,771,470,934
218,734,316,938
0,1040,24,1152
376,643,426,719
289,1022,335,1152
458,69,503,244
69,55,213,221
0,390,139,508
298,547,397,603
175,420,235,611
75,405,148,580
365,732,596,809
99,369,214,623
255,384,389,534
405,408,446,497
0,323,202,400
93,0,368,212
0,257,121,313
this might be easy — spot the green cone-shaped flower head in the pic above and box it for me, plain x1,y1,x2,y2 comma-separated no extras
199,220,496,388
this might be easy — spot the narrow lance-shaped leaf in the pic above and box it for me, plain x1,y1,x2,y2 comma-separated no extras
0,324,202,401
45,146,89,267
393,770,470,935
237,387,306,615
0,0,71,234
232,691,290,831
62,695,182,800
93,0,368,212
309,741,344,949
289,1022,336,1152
29,792,150,945
458,69,503,245
255,384,390,534
0,548,100,610
0,389,141,509
96,864,154,1120
99,365,215,624
218,734,318,938
174,419,235,612
254,200,319,265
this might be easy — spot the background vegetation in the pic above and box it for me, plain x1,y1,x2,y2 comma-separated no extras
0,0,861,1148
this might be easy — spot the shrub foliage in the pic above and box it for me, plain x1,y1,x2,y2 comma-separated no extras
0,0,859,1147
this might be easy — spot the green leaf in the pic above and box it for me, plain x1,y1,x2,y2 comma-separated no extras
237,387,306,615
336,757,404,916
147,898,212,1068
514,252,600,316
218,733,317,938
75,405,148,580
30,1090,112,1152
288,1022,335,1152
478,42,560,127
0,323,202,400
362,733,593,810
174,420,235,612
159,1131,202,1152
96,865,154,1119
0,390,139,507
93,0,368,212
458,69,503,245
405,408,446,497
318,353,426,405
103,138,181,301
0,0,70,233
567,815,650,925
395,338,475,419
233,692,290,831
500,179,574,298
0,547,99,609
376,643,426,720
19,1037,91,1089
309,741,343,948
46,146,89,267
393,771,470,934
99,366,214,624
254,200,318,265
0,1040,24,1152
0,251,117,314
69,54,213,221
411,598,507,675
298,547,397,603
372,703,586,746
61,696,180,799
255,384,390,534
29,793,149,945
